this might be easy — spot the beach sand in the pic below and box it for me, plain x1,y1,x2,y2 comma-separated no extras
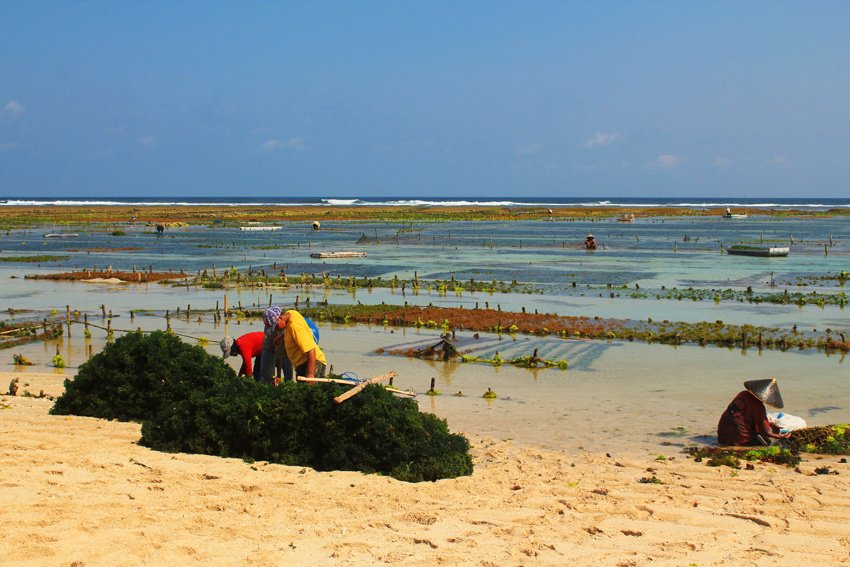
2,372,850,566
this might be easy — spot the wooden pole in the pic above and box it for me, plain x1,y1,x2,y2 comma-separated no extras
333,372,396,404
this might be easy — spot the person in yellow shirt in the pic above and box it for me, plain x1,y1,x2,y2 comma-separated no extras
271,309,327,379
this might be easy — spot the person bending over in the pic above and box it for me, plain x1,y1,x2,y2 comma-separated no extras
272,309,327,379
220,331,264,380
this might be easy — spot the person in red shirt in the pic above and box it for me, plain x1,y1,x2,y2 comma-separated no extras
717,378,791,446
220,332,265,380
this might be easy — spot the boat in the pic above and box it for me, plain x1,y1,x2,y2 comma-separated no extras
43,233,79,238
726,244,789,257
616,213,635,223
239,226,281,231
310,251,368,259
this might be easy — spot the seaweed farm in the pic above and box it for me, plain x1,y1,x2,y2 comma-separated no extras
2,212,849,453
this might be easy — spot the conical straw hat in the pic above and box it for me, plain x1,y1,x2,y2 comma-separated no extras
744,378,783,409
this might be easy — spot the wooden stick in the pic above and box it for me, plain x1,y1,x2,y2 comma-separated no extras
333,371,397,404
296,376,415,397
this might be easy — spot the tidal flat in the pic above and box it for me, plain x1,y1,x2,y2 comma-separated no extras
1,206,848,454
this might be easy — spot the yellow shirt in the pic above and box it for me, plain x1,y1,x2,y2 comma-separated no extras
284,310,327,369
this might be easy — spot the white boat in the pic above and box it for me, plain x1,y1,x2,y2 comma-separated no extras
43,233,79,238
310,251,368,259
726,244,789,257
239,226,281,231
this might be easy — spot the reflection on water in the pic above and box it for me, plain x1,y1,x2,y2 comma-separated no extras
2,216,848,454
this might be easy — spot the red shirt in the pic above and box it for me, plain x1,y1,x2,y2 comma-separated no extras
234,332,264,376
717,390,770,445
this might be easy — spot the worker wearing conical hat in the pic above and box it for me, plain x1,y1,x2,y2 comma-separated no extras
717,378,791,446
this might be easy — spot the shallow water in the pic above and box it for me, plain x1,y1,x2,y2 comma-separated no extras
4,312,847,456
2,215,848,454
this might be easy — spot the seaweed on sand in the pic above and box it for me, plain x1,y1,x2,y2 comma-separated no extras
51,331,472,482
781,425,850,455
686,445,802,468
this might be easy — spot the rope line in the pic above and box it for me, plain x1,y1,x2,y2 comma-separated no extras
66,320,206,342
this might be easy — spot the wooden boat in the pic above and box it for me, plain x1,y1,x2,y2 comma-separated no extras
726,244,789,257
239,226,281,231
616,213,635,223
310,251,368,259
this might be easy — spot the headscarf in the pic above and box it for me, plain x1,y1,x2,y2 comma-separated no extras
220,336,234,358
263,305,283,334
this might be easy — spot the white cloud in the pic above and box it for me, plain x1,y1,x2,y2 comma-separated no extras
262,137,306,152
713,157,732,168
584,131,621,148
137,136,156,148
516,142,542,157
286,137,305,151
3,100,25,118
768,156,789,167
0,142,18,151
657,154,681,168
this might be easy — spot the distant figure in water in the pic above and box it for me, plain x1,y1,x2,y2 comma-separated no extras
156,224,165,235
584,234,597,250
312,220,321,231
717,378,791,446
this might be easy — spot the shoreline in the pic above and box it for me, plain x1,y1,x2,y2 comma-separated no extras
2,204,849,228
2,372,850,565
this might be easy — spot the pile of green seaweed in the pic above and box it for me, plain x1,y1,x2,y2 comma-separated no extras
687,425,850,469
51,331,473,482
686,445,802,468
781,425,850,455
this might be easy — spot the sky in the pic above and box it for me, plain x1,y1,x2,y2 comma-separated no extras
1,1,849,199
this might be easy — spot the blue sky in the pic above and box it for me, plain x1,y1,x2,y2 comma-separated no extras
1,1,849,198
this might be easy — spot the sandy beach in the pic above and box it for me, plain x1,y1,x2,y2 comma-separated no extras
2,372,849,566
5,0,850,563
